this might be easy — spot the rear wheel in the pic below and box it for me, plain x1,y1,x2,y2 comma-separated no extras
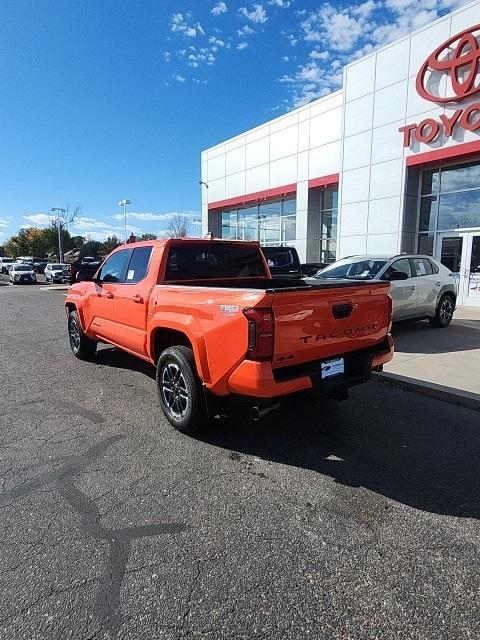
68,310,97,359
429,294,455,328
156,346,208,434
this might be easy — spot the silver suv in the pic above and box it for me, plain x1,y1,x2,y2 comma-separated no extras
312,254,457,327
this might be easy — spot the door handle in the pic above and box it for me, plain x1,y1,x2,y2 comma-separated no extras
409,286,416,290
435,281,442,286
132,294,144,303
106,291,114,299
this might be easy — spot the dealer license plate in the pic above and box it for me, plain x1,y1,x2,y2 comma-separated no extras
320,357,344,380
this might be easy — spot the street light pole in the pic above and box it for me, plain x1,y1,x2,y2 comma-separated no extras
118,199,131,244
50,207,66,262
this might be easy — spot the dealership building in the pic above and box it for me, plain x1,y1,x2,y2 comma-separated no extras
201,0,480,306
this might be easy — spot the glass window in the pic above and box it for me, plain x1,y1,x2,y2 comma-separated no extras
237,206,258,241
440,237,463,273
384,258,411,280
97,249,131,283
438,190,480,230
440,162,480,193
282,215,296,241
470,236,480,273
421,170,439,195
318,258,387,280
165,243,267,280
419,197,437,232
428,259,439,274
322,189,338,211
418,234,434,255
411,257,433,277
282,198,296,215
125,247,153,283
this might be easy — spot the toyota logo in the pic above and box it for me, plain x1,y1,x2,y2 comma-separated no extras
416,24,480,103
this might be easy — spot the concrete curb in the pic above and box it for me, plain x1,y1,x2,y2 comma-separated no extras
373,371,480,412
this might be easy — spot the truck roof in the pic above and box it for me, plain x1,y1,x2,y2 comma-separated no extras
119,238,261,249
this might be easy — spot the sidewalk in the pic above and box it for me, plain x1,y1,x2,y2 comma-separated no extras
376,306,480,410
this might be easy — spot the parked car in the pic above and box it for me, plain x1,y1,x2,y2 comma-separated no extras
310,254,456,327
44,263,70,283
261,246,326,279
69,257,102,284
9,263,37,285
0,257,15,274
66,239,393,434
32,258,48,273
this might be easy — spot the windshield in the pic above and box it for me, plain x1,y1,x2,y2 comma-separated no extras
51,264,63,269
315,258,387,280
2,258,14,263
14,265,32,272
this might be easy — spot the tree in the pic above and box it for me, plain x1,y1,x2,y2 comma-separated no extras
140,233,157,241
102,235,121,254
79,240,104,259
164,214,190,239
71,235,86,249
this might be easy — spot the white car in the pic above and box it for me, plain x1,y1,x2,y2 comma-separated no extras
9,263,37,285
311,254,457,327
44,263,70,283
0,257,15,274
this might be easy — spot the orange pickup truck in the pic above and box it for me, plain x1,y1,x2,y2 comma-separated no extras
65,239,393,433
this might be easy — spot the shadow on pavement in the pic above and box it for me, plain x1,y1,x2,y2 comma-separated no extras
391,318,480,354
94,345,156,379
197,382,480,520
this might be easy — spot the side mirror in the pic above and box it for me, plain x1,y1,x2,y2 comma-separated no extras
76,269,95,282
389,270,409,281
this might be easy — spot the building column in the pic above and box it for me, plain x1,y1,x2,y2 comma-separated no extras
294,180,309,262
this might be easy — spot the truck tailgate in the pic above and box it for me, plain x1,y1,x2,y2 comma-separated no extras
271,281,391,369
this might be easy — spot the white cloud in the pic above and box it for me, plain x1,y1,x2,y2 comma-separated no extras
278,0,471,108
0,218,10,228
237,42,248,50
163,51,171,62
237,25,255,36
209,36,226,48
173,74,186,82
239,4,268,23
269,0,291,6
112,211,200,223
170,13,204,39
211,1,228,15
23,213,51,226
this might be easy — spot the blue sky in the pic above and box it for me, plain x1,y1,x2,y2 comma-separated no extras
0,0,470,243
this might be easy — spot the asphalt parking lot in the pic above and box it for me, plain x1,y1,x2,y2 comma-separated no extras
1,283,479,640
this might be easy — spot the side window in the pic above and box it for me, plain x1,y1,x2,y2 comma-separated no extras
383,258,411,280
97,250,131,283
411,257,433,277
125,247,153,283
428,259,439,274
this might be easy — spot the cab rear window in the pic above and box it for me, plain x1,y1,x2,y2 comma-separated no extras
165,244,267,280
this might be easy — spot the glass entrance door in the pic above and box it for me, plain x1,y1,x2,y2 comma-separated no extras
463,233,480,308
436,234,463,274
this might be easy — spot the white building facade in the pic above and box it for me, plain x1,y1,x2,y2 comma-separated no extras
201,0,480,306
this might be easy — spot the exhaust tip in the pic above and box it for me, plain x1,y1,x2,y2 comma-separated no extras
250,407,261,422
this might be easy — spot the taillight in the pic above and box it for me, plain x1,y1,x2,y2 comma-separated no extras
243,307,275,360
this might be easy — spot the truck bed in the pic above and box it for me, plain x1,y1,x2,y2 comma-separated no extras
166,277,386,291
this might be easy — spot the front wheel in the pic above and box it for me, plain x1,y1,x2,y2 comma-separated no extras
156,346,208,434
429,294,455,328
68,310,97,360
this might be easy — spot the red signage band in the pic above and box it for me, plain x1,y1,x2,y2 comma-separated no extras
416,24,480,103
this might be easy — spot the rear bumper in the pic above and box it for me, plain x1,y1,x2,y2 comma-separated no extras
227,334,394,399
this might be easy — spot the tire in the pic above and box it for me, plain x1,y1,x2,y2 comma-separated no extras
429,294,455,328
156,346,208,434
68,310,97,360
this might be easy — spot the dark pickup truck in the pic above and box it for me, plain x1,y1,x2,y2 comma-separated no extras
261,246,325,279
